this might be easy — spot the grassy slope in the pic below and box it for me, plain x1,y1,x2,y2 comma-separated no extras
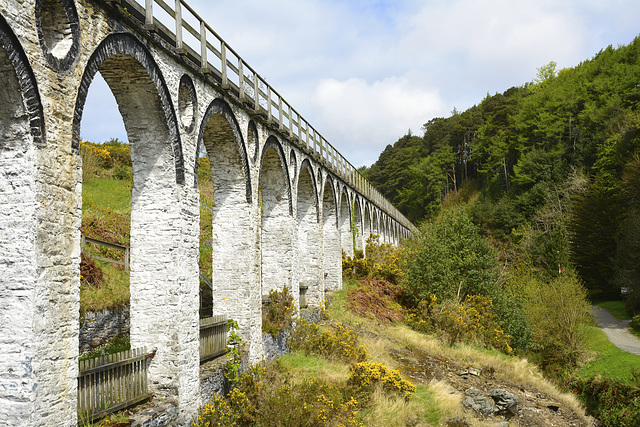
81,177,131,314
314,281,590,426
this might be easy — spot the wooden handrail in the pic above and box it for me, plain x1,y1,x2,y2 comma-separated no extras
120,0,417,233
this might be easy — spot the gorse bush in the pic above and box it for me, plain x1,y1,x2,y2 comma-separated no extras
342,234,405,284
348,362,416,400
289,319,369,363
262,286,295,336
192,362,363,427
408,295,512,354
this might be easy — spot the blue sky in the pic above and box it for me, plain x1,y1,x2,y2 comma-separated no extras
81,0,640,167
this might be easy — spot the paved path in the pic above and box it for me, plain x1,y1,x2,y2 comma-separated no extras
591,306,640,356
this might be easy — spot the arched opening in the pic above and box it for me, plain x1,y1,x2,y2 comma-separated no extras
73,34,194,411
322,177,341,292
363,203,371,254
353,196,363,254
260,139,295,303
296,162,321,307
338,189,353,257
0,15,43,422
197,99,255,345
371,209,379,238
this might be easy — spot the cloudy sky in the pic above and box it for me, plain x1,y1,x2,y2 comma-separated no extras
81,0,640,167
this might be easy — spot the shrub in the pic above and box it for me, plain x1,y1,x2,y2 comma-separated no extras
631,314,640,333
289,319,369,363
80,252,103,287
342,234,405,284
571,376,640,426
513,267,591,369
262,286,295,336
402,206,500,306
348,361,416,400
193,362,363,427
346,278,405,323
409,294,513,354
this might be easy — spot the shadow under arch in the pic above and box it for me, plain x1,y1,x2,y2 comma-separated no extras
259,135,292,215
72,32,184,184
338,184,353,257
321,173,342,292
298,158,319,223
0,13,45,147
296,157,322,306
195,98,251,202
259,135,295,301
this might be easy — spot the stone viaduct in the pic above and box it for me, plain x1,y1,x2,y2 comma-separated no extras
0,0,416,424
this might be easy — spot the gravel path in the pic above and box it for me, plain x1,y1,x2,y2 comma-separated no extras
591,306,640,356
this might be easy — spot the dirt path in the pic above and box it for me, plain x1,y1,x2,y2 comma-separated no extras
591,306,640,356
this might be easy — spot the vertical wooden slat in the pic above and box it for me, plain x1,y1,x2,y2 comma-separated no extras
175,0,184,52
267,86,272,122
145,0,154,30
253,73,259,112
200,21,209,72
239,60,245,100
221,42,228,88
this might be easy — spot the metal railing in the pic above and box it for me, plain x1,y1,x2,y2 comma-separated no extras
114,0,416,232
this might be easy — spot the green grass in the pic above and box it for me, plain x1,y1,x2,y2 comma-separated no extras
279,351,349,381
594,300,631,320
576,324,640,385
80,259,130,314
83,177,132,214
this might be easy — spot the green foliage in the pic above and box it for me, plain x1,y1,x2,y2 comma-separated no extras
631,315,640,333
225,319,244,383
79,335,130,362
348,361,416,400
193,362,363,427
342,234,405,284
402,207,500,306
408,295,513,354
570,376,640,427
567,179,624,299
289,319,369,364
508,266,591,371
262,286,295,337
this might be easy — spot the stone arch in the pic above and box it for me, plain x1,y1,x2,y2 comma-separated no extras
35,0,80,71
289,149,297,184
247,120,259,164
353,195,364,253
296,160,322,307
322,175,341,291
72,32,195,409
195,98,251,201
72,32,184,184
0,13,48,423
371,208,379,238
363,203,371,252
338,186,353,257
260,136,295,301
197,97,256,353
177,74,197,134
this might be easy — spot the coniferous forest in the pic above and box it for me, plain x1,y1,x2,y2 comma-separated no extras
365,36,640,309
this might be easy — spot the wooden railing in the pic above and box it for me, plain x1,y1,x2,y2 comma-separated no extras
81,234,130,271
199,314,228,362
78,347,154,423
115,0,416,233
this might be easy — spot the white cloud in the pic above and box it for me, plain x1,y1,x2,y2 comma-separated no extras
311,76,443,166
79,0,640,166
